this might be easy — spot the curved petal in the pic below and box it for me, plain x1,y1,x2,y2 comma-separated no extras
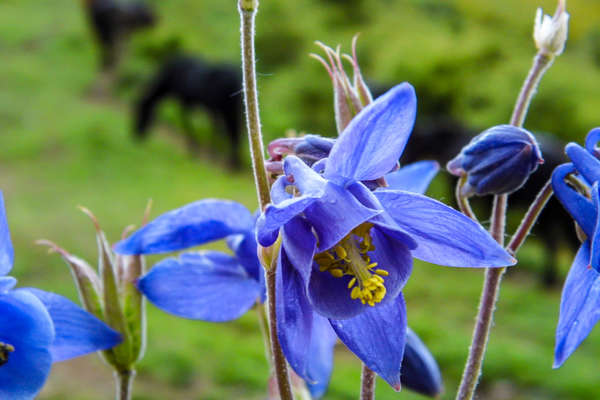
0,277,17,293
276,249,336,389
0,290,54,400
305,182,381,252
22,288,121,362
552,163,596,237
0,191,14,276
376,190,515,267
226,233,262,284
329,293,407,390
554,241,600,367
584,128,600,156
325,83,417,184
138,252,262,322
114,199,254,255
401,328,443,397
566,142,600,184
591,184,600,273
282,216,317,283
283,155,328,197
384,161,440,194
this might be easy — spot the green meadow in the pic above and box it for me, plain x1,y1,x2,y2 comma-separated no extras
1,0,599,398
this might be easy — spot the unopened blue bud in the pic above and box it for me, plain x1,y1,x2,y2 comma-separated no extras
447,125,543,196
401,328,443,397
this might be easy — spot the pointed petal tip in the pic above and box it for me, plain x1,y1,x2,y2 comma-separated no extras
392,383,402,392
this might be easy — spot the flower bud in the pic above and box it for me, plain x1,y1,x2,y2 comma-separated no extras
401,328,443,397
311,36,373,133
268,134,335,166
447,125,543,197
534,0,569,56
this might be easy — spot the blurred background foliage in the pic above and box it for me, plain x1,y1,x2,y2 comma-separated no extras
0,0,599,399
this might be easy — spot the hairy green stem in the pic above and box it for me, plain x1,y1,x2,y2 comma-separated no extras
360,365,376,400
456,50,556,400
115,370,135,400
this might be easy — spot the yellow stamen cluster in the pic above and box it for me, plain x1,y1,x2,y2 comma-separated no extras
0,342,15,367
314,223,389,306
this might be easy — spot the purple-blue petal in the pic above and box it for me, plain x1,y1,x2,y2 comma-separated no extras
591,184,600,273
584,128,600,157
566,142,600,184
552,163,596,237
554,241,600,367
376,190,514,267
22,288,122,362
329,293,407,390
324,83,417,184
0,289,54,400
305,316,337,399
282,216,317,283
305,182,381,252
138,252,262,322
0,191,14,276
226,233,262,284
0,277,17,293
114,199,254,255
384,161,440,194
401,328,443,397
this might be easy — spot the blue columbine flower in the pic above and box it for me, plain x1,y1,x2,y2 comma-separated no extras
256,83,515,389
447,124,544,196
551,127,600,367
0,191,121,399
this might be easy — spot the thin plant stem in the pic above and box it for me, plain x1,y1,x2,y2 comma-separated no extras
115,370,135,400
507,180,553,255
239,0,271,211
239,1,293,399
456,50,556,400
360,365,376,400
456,175,478,222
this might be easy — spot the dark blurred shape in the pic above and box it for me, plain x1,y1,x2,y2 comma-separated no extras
134,55,243,169
401,328,443,397
83,0,156,71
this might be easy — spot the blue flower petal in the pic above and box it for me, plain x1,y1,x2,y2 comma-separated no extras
384,161,439,194
305,182,381,252
566,142,600,185
226,233,262,284
0,192,14,276
375,190,515,267
22,288,122,362
552,164,596,237
591,184,600,273
0,290,53,400
138,252,262,322
276,250,335,387
324,83,417,184
305,315,337,399
401,328,443,397
329,293,407,390
114,199,254,255
282,216,317,283
0,277,17,293
584,128,600,155
554,241,600,367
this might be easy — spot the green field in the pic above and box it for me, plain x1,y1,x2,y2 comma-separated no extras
1,0,600,399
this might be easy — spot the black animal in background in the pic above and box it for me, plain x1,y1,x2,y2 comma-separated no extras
83,0,156,71
135,55,243,168
401,116,576,286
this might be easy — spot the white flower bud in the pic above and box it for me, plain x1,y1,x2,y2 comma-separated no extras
533,0,569,56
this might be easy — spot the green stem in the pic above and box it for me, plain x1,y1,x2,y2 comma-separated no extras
456,50,556,400
456,175,478,222
239,2,293,399
360,365,376,400
115,370,135,400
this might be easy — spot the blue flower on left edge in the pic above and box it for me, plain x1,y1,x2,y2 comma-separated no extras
551,127,600,367
0,191,121,399
256,83,515,389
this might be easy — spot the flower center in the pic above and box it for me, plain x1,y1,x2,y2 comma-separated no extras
314,223,389,306
0,342,15,367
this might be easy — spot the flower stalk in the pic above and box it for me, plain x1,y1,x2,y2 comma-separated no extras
238,1,294,399
360,365,377,400
115,370,135,400
456,39,561,400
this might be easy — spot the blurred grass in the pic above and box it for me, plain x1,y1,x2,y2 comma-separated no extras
0,0,599,399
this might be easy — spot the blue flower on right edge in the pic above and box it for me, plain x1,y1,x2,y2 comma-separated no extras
551,127,600,367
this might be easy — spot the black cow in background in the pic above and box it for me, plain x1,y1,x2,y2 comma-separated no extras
400,113,576,286
134,55,243,169
83,0,156,72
